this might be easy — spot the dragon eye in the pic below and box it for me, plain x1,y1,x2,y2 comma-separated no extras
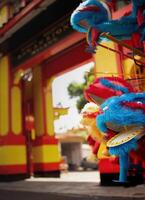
137,101,142,104
103,106,108,111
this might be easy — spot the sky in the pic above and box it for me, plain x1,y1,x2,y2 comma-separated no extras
52,62,94,133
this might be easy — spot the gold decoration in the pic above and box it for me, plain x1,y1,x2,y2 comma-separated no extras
107,127,144,147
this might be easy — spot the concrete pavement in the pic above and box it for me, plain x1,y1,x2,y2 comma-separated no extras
0,171,145,200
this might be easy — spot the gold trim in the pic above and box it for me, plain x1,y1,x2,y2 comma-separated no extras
107,127,144,147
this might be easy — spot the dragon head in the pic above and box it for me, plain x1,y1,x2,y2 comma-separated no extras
70,0,111,33
80,102,103,142
97,93,145,133
84,77,135,105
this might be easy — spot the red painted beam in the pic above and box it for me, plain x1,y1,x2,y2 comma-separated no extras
33,136,58,145
13,32,85,72
0,0,45,37
0,135,26,145
112,3,132,19
42,40,93,80
33,162,60,171
0,165,27,174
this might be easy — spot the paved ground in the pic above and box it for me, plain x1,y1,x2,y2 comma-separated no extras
28,171,101,182
0,171,145,200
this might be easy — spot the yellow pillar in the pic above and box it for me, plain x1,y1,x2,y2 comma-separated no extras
11,86,22,135
0,56,28,181
94,41,120,77
0,56,9,136
45,77,55,136
0,4,27,180
33,66,45,137
0,4,8,28
32,66,61,177
123,56,144,91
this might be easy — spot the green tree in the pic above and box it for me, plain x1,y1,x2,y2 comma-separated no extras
67,67,95,112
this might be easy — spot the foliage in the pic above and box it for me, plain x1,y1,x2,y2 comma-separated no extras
67,67,95,112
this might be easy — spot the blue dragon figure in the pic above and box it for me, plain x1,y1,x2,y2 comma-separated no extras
96,92,145,184
70,0,145,52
